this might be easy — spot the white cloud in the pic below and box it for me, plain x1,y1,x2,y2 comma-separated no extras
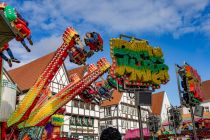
6,35,62,68
7,0,209,37
3,0,209,69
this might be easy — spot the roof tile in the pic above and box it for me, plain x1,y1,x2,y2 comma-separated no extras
201,80,210,101
67,65,87,79
100,90,122,107
8,52,55,91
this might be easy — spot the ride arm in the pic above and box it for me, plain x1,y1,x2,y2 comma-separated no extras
19,58,110,127
7,27,78,127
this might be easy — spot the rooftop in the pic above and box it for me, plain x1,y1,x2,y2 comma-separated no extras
201,80,210,102
8,52,55,91
151,91,165,115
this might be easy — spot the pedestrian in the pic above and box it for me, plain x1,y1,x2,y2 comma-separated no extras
100,127,122,140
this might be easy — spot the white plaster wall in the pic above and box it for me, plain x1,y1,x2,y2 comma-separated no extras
160,92,171,122
182,107,190,114
0,85,17,121
201,102,210,112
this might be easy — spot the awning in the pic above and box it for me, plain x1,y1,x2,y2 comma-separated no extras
124,128,151,139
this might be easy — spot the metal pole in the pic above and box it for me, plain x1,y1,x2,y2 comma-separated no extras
0,58,3,140
172,107,177,140
112,105,119,129
117,105,119,130
138,105,144,140
190,106,198,140
175,65,183,105
152,117,155,140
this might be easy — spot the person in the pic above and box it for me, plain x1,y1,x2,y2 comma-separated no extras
14,9,33,52
1,3,32,53
85,32,99,44
75,34,94,57
100,127,122,140
68,46,85,64
85,31,103,52
0,43,20,67
98,86,109,95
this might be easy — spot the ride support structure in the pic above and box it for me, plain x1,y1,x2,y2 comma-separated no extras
18,58,110,128
7,27,79,127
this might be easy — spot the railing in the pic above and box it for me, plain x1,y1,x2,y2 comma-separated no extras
1,79,17,90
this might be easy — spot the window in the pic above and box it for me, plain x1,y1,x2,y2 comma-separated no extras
122,120,126,128
76,116,82,126
127,121,131,129
49,67,68,92
91,104,95,111
127,107,130,114
205,106,209,112
83,117,88,126
88,118,94,126
74,100,79,107
72,135,79,139
106,120,112,125
85,103,90,110
121,105,124,113
70,116,76,125
81,117,85,125
60,132,69,138
123,96,126,102
133,122,137,128
80,101,84,109
124,106,127,114
131,108,135,115
134,109,137,116
84,136,94,140
106,107,111,116
100,125,106,132
142,117,146,122
122,106,126,113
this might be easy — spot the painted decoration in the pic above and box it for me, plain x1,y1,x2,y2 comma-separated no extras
18,126,44,140
51,114,64,126
4,5,17,22
185,65,203,101
109,37,169,89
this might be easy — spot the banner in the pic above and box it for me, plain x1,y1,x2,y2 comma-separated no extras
109,37,169,89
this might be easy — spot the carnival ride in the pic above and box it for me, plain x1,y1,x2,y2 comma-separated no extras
68,32,103,65
0,3,32,68
0,26,111,139
0,3,32,50
0,4,113,140
0,3,172,140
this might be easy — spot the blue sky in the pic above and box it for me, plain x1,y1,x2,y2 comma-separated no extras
5,0,210,106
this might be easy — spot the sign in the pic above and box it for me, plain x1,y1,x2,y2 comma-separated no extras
184,65,203,101
109,37,169,89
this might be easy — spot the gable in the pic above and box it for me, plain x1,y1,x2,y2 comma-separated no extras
8,52,55,91
49,65,70,93
151,91,164,115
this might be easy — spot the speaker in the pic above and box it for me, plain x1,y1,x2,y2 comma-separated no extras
194,105,204,117
135,92,152,106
